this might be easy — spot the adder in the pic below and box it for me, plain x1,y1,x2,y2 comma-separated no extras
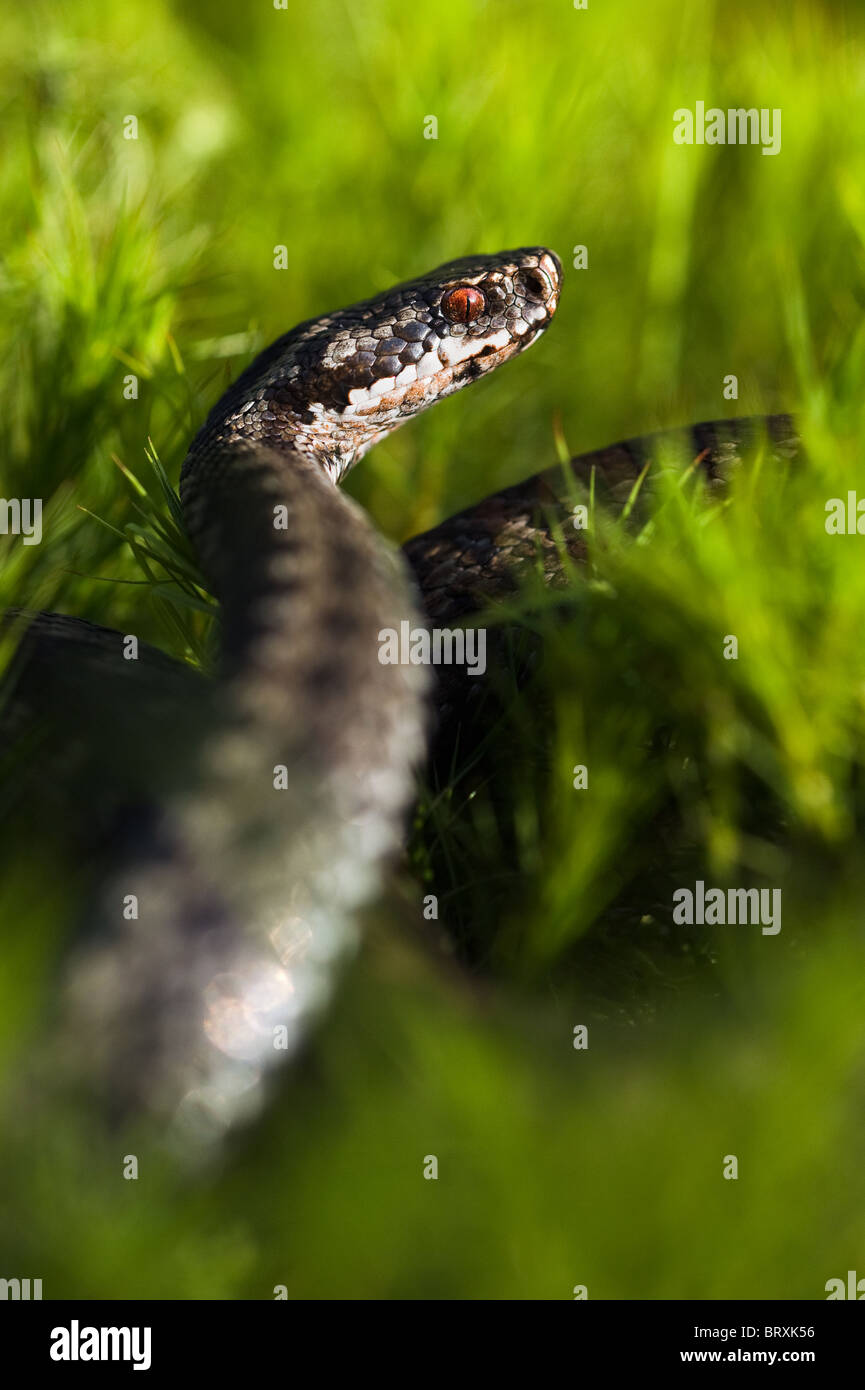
2,246,799,1149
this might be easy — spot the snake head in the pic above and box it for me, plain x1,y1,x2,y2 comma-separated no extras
205,248,562,481
301,246,562,476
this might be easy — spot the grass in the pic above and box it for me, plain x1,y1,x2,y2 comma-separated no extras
2,0,865,1299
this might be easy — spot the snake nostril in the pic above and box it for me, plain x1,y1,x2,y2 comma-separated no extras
441,285,485,324
517,269,550,302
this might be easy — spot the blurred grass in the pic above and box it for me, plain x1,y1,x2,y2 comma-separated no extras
2,0,865,1298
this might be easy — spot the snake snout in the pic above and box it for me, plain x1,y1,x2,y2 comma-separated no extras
540,248,563,287
523,247,562,310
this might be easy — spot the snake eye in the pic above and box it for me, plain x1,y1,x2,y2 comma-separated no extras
516,269,549,301
441,285,486,324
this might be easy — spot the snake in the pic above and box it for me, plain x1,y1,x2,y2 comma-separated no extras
2,244,802,1152
3,247,562,1146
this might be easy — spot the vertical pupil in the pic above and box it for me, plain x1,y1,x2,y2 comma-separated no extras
444,286,483,323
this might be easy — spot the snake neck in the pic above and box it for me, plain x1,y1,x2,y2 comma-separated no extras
180,437,427,774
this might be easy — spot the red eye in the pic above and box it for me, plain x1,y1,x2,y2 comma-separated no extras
441,285,485,324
